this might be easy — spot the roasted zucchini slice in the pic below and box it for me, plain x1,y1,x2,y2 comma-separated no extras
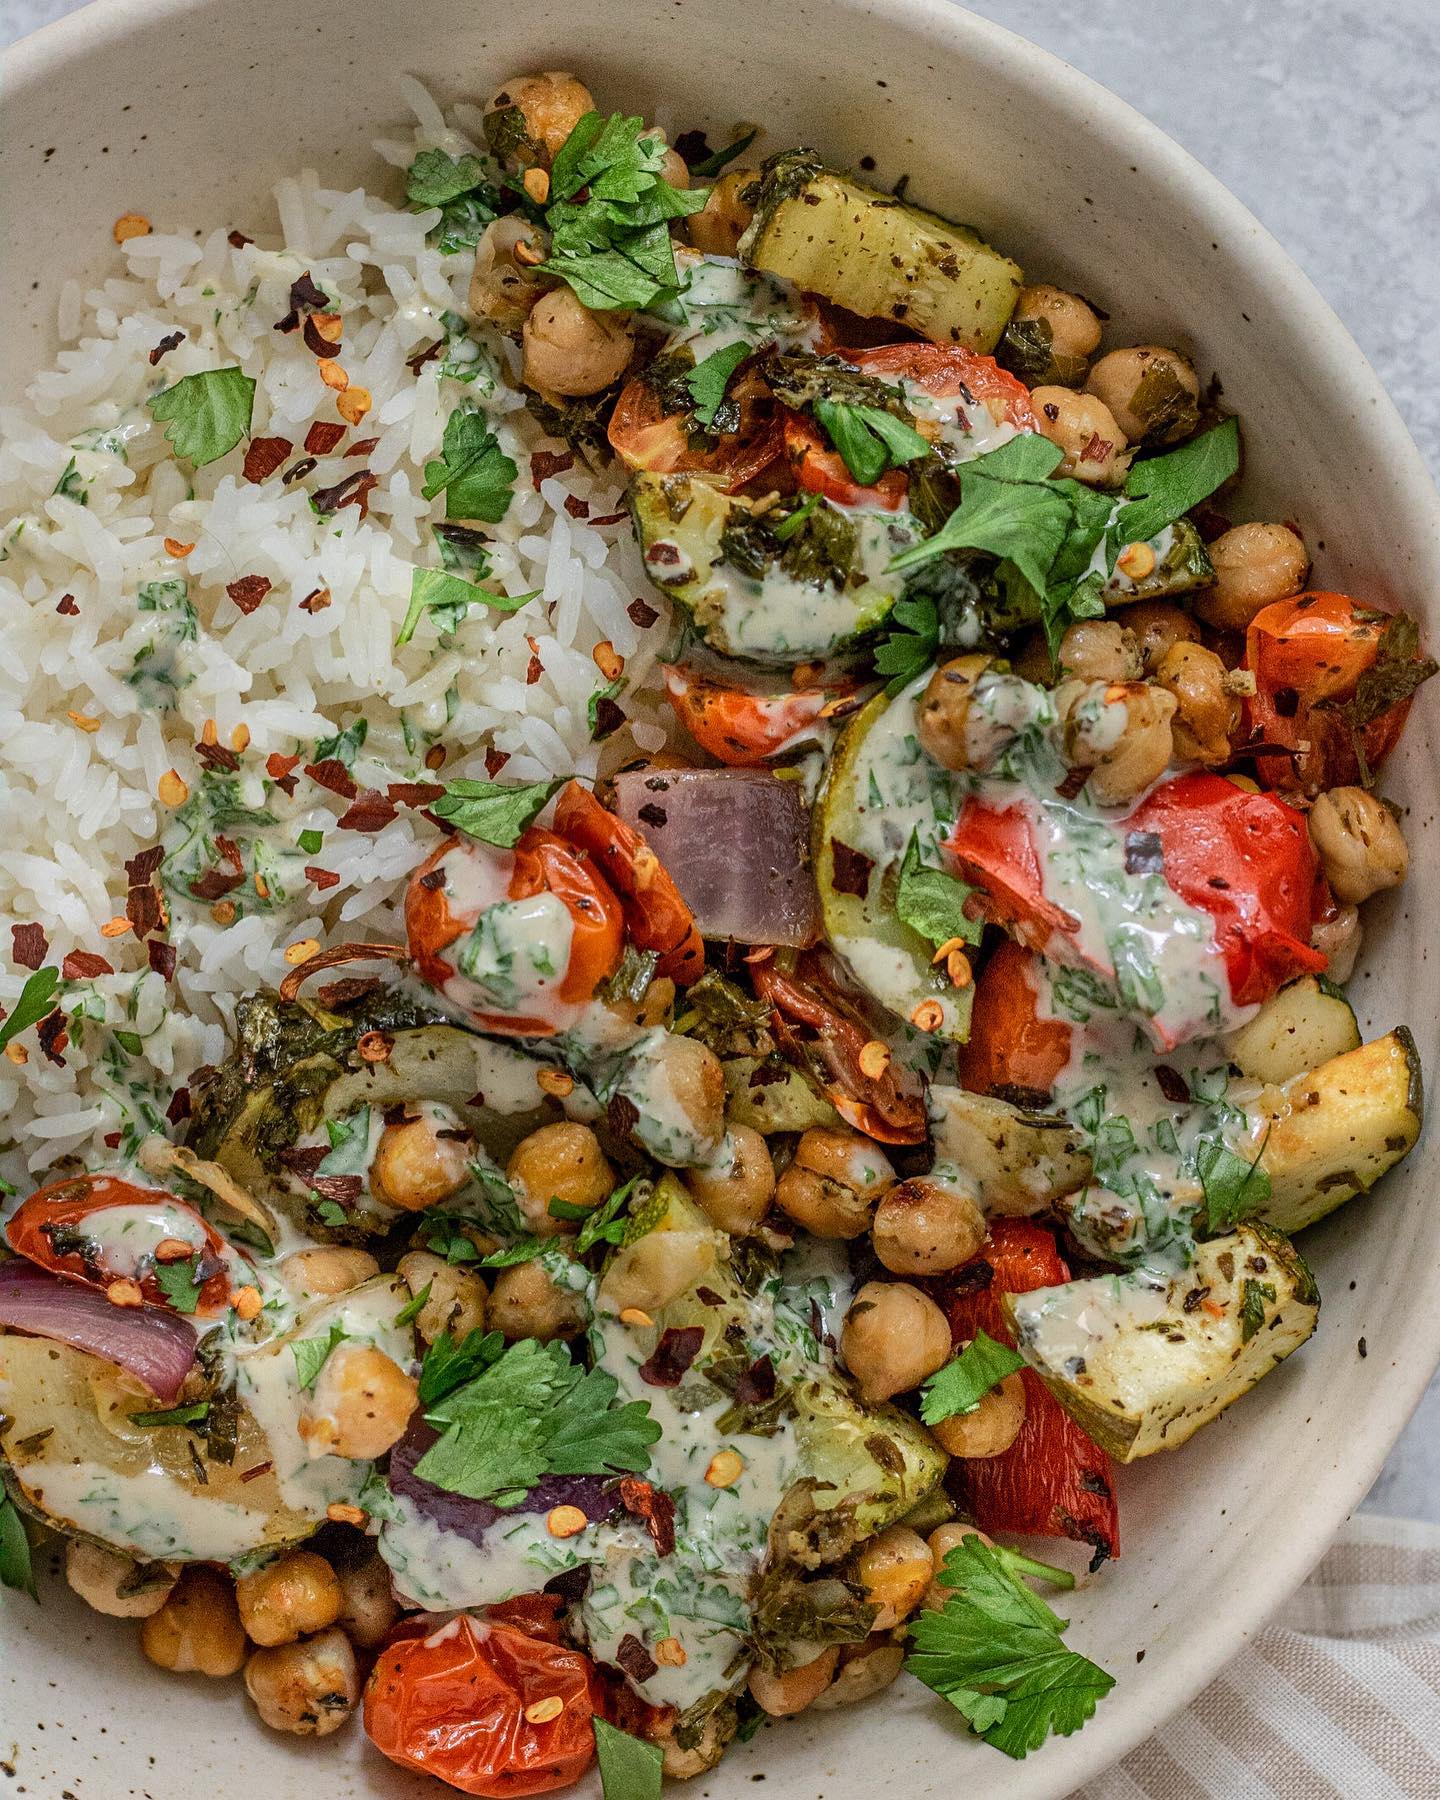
739,151,1022,352
1005,1222,1320,1461
927,1083,1092,1214
630,471,912,663
1222,975,1361,1086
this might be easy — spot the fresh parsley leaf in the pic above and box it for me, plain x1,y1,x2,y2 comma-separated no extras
153,1257,205,1316
874,591,941,695
406,148,488,207
297,828,324,855
319,1105,371,1178
314,717,368,766
1240,1278,1278,1343
684,128,759,178
416,1337,660,1504
434,521,493,579
587,678,624,737
1195,1135,1272,1235
393,1280,433,1328
291,1322,347,1392
418,1327,506,1407
920,1329,1027,1424
897,830,983,948
771,491,821,542
422,407,518,523
314,1200,350,1229
0,1495,36,1601
814,398,928,486
593,1717,663,1800
397,567,537,645
684,341,750,428
1113,417,1240,548
129,1399,212,1429
546,1196,593,1222
148,368,256,467
0,967,60,1052
892,463,1072,600
906,1538,1114,1759
575,1175,643,1254
479,1237,549,1269
430,776,566,847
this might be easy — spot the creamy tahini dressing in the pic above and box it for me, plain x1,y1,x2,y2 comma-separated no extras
664,252,820,358
77,1201,251,1293
377,1492,597,1611
9,1458,281,1564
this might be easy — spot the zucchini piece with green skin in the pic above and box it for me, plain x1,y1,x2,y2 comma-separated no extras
630,471,914,663
926,1083,1092,1214
1250,1027,1421,1234
1004,1222,1319,1461
739,151,1023,352
1221,975,1361,1086
723,1056,841,1133
813,684,973,1040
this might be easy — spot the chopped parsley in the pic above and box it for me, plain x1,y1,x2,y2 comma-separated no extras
148,368,256,467
152,1256,205,1315
682,128,759,178
873,590,941,695
684,340,750,428
896,830,983,948
0,1496,36,1601
129,1399,212,1430
0,967,60,1054
1240,1278,1278,1343
430,776,566,847
393,1280,433,1328
1195,1134,1272,1235
417,1326,505,1407
920,1330,1027,1425
396,566,538,645
422,406,518,523
405,148,503,254
290,1322,347,1391
814,397,929,486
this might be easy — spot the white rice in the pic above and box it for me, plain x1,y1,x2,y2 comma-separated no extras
0,87,671,1188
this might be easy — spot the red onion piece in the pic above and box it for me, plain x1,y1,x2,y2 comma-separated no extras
612,767,821,947
0,1260,197,1402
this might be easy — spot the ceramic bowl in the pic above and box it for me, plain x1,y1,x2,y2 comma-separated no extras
3,1,1438,1794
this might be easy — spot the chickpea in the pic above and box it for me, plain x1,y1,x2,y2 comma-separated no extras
872,1176,987,1277
685,1125,775,1236
660,1711,729,1780
841,1281,952,1404
141,1567,247,1677
335,1552,399,1650
687,170,757,257
851,1526,932,1629
1312,904,1362,984
507,1122,614,1236
1085,345,1200,445
1010,284,1103,385
469,216,554,332
278,1247,380,1302
244,1627,358,1736
624,1032,728,1167
1059,678,1176,806
489,1256,586,1341
396,1251,488,1344
747,1646,840,1717
235,1550,343,1647
929,1371,1027,1458
1031,386,1130,486
523,288,635,397
658,146,691,191
809,1639,906,1709
301,1344,417,1461
1058,619,1140,684
775,1128,895,1240
600,973,676,1036
923,1523,993,1609
487,71,595,164
65,1539,177,1619
1308,787,1409,904
1197,522,1309,631
1153,642,1240,766
370,1110,473,1213
1125,600,1201,672
915,654,994,771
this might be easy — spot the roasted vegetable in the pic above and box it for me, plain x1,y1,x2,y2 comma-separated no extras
1221,975,1360,1085
1006,1223,1320,1461
1102,518,1215,606
739,151,1022,352
926,1084,1092,1214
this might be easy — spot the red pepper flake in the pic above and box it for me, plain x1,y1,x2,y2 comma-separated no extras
418,867,447,892
563,494,590,519
316,975,382,1008
127,884,163,938
125,846,165,886
274,270,328,334
299,586,332,614
11,923,48,969
530,450,574,489
61,950,114,980
242,436,293,484
56,593,80,616
338,791,398,832
194,740,241,773
618,1478,677,1557
588,510,625,528
1080,431,1114,464
637,1326,705,1388
424,744,447,772
304,758,359,799
627,597,659,629
304,420,346,456
189,866,245,901
225,574,271,615
166,1086,191,1125
525,654,544,686
282,456,318,486
345,437,379,458
1055,765,1089,801
266,751,302,781
302,315,341,359
1154,1065,1190,1104
309,1173,363,1206
227,229,254,249
386,781,446,807
615,1635,658,1683
279,1144,329,1180
734,1353,778,1407
312,470,378,519
147,938,177,979
484,746,510,777
405,339,444,375
591,696,625,741
238,1460,274,1484
148,330,185,366
829,839,875,899
103,1131,124,1149
305,865,341,890
36,1009,69,1065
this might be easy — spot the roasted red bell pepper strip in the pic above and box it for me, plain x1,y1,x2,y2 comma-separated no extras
1244,590,1435,791
554,781,705,985
932,1219,1119,1569
955,940,1073,1100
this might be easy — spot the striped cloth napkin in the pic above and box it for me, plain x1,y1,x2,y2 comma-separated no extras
1076,1514,1440,1799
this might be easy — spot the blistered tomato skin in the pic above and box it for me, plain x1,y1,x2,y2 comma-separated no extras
363,1618,599,1797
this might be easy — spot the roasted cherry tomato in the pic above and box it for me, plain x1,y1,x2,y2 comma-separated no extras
405,827,625,1036
931,1219,1119,1568
751,954,927,1143
661,663,845,767
5,1173,251,1317
364,1617,600,1798
1245,591,1434,791
553,782,705,985
955,940,1073,1101
783,408,910,511
607,365,783,491
844,342,1037,432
